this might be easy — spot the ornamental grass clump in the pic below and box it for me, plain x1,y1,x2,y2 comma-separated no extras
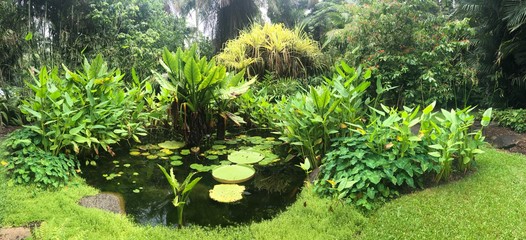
217,23,325,79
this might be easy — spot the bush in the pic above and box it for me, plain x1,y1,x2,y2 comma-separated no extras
272,62,371,168
217,23,325,79
0,87,24,127
154,47,255,146
1,128,78,188
20,55,148,156
315,103,492,209
492,109,526,133
309,0,477,108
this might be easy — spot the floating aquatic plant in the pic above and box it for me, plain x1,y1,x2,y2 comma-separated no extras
212,144,227,150
209,184,245,203
190,163,218,172
227,150,264,164
171,160,183,166
160,148,174,155
212,164,255,183
206,155,219,160
130,151,141,156
158,140,185,150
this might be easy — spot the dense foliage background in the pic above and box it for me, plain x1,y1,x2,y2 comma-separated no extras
0,0,519,208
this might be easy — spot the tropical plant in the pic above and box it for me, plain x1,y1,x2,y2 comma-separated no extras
215,70,256,139
492,109,526,133
235,88,275,128
20,55,148,157
267,0,316,28
154,46,225,146
157,165,201,228
154,46,253,146
315,102,492,209
459,0,526,107
306,0,478,108
273,62,371,168
217,23,325,79
0,88,24,128
1,128,78,188
428,107,492,180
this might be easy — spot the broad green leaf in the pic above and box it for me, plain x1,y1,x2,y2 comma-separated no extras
428,151,441,157
423,101,436,114
184,58,201,87
481,108,492,127
182,177,202,195
429,144,444,150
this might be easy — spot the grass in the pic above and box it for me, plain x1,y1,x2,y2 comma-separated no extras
1,148,525,239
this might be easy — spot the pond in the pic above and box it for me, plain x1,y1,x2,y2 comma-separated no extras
81,131,305,227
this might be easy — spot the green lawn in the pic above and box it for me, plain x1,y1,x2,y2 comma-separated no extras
1,148,525,239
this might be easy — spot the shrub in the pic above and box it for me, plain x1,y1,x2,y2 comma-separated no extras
20,55,148,156
154,47,254,146
273,62,371,168
0,87,23,128
309,0,477,108
492,109,526,133
1,128,78,188
315,103,492,209
217,23,325,79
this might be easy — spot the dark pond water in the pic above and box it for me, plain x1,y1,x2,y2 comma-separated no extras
81,132,305,227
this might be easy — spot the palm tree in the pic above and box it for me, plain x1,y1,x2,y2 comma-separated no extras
169,0,260,51
459,0,526,107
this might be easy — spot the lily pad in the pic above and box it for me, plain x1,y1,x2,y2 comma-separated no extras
190,163,218,172
170,155,182,161
209,184,246,203
146,155,158,160
133,172,139,176
212,144,227,150
130,151,141,156
133,189,140,193
170,160,183,166
212,164,255,183
158,140,185,150
220,160,232,165
141,152,150,156
227,150,264,164
160,148,174,155
207,155,219,160
180,149,191,155
123,164,131,168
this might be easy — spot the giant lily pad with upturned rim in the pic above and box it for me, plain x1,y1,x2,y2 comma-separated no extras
212,164,255,183
227,150,264,164
209,184,246,203
157,140,185,150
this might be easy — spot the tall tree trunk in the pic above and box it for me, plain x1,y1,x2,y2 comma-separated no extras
215,0,259,51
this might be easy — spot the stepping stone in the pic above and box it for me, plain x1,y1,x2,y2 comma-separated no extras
78,192,125,215
0,227,31,240
490,135,523,149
